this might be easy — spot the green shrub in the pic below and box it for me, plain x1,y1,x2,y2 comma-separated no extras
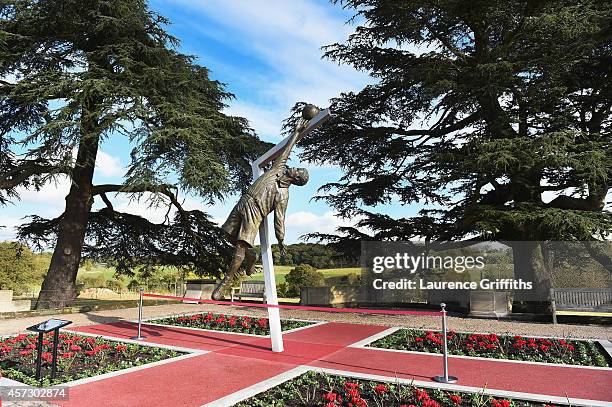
106,279,124,293
342,272,361,285
276,282,288,297
78,275,107,289
285,264,325,297
0,242,46,294
127,279,140,291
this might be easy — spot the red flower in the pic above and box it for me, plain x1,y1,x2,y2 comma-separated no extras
491,399,511,407
450,394,462,404
61,352,74,358
415,337,424,342
70,345,82,351
345,382,359,390
115,344,127,352
256,318,267,328
415,388,430,401
19,350,31,356
41,352,53,362
540,345,549,352
323,392,337,401
347,389,360,398
374,384,388,394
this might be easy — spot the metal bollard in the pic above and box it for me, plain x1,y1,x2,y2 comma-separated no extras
433,303,458,383
131,288,147,340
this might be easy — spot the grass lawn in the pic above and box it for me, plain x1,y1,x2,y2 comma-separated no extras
247,266,361,284
73,263,360,298
77,264,120,283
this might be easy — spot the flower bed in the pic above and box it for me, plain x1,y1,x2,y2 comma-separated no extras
369,329,610,367
236,371,559,406
147,312,312,335
0,332,183,386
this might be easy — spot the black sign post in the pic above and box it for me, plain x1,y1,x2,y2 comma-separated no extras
26,319,72,385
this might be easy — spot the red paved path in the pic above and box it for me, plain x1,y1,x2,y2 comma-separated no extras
54,321,612,406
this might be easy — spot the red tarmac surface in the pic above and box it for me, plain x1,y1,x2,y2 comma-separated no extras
52,321,612,406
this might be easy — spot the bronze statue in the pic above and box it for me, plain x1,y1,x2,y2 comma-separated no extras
211,104,320,300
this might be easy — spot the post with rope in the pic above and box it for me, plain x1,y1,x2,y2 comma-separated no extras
433,303,458,383
251,107,332,353
131,288,147,340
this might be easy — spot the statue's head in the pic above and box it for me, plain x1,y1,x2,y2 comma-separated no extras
285,167,309,186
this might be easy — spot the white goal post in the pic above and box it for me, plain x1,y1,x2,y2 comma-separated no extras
251,108,332,352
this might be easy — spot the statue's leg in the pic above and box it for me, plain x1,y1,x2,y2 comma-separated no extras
244,247,258,276
211,242,247,300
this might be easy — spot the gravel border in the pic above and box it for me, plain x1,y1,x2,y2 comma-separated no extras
0,302,610,340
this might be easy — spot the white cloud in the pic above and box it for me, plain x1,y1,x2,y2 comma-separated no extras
95,150,124,177
176,0,370,139
225,102,284,140
285,210,360,241
111,192,212,225
0,216,21,241
16,176,71,216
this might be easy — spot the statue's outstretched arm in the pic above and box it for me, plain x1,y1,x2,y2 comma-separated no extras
271,119,306,170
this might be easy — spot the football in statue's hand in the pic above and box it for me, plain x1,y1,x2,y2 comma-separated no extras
301,104,320,120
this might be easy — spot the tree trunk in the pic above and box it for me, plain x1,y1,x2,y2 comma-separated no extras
36,97,100,309
510,241,552,313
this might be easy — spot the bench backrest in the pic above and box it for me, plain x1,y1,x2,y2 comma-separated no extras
240,281,266,294
551,288,612,307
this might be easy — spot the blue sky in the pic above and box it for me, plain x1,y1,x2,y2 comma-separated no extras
0,0,424,243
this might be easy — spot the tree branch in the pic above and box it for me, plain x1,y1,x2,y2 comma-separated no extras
371,112,480,138
546,184,609,211
0,161,69,190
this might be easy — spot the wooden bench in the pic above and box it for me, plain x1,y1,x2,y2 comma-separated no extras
551,288,612,324
231,280,266,302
